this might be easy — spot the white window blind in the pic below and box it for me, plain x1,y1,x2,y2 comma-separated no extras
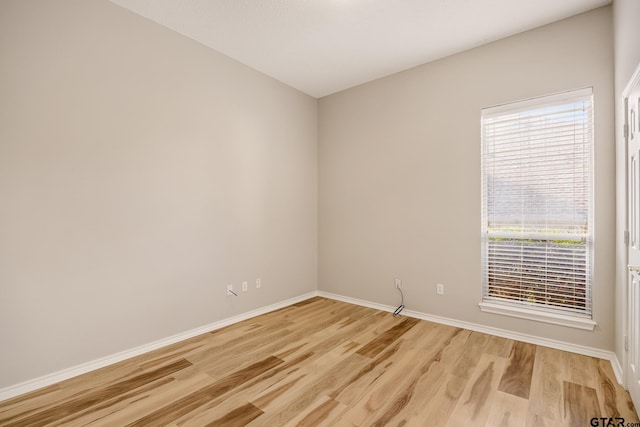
481,88,593,319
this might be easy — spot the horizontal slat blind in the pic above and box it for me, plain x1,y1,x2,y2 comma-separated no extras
481,88,593,317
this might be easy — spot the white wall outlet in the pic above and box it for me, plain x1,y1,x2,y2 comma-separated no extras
242,281,248,292
227,284,234,296
256,278,261,288
436,283,444,295
394,278,402,289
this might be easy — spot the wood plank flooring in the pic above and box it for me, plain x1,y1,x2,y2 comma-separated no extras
0,297,637,426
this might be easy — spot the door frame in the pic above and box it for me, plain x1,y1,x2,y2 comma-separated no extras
623,62,640,391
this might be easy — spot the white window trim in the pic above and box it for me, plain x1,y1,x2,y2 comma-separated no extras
482,87,593,117
479,301,597,331
478,301,598,331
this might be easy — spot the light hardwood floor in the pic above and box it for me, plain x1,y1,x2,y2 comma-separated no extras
0,297,637,426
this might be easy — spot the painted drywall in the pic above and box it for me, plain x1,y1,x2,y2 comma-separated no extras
0,0,317,389
319,7,614,350
614,0,640,372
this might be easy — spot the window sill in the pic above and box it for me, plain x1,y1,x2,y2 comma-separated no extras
478,301,597,331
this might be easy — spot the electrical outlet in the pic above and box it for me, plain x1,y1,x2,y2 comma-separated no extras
227,284,234,296
436,283,444,295
242,281,248,292
256,278,261,288
394,278,402,289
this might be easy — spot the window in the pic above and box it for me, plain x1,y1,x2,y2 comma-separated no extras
480,88,596,330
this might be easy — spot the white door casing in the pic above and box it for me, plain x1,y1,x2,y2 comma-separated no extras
626,64,640,409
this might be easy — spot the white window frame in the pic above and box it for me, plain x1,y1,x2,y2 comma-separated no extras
479,88,597,331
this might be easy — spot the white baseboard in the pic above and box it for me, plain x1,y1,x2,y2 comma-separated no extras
611,355,625,387
318,291,624,385
0,291,318,403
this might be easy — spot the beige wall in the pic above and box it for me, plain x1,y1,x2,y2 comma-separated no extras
614,0,640,366
0,0,317,388
319,7,614,350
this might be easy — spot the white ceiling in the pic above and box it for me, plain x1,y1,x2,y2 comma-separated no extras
110,0,611,98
